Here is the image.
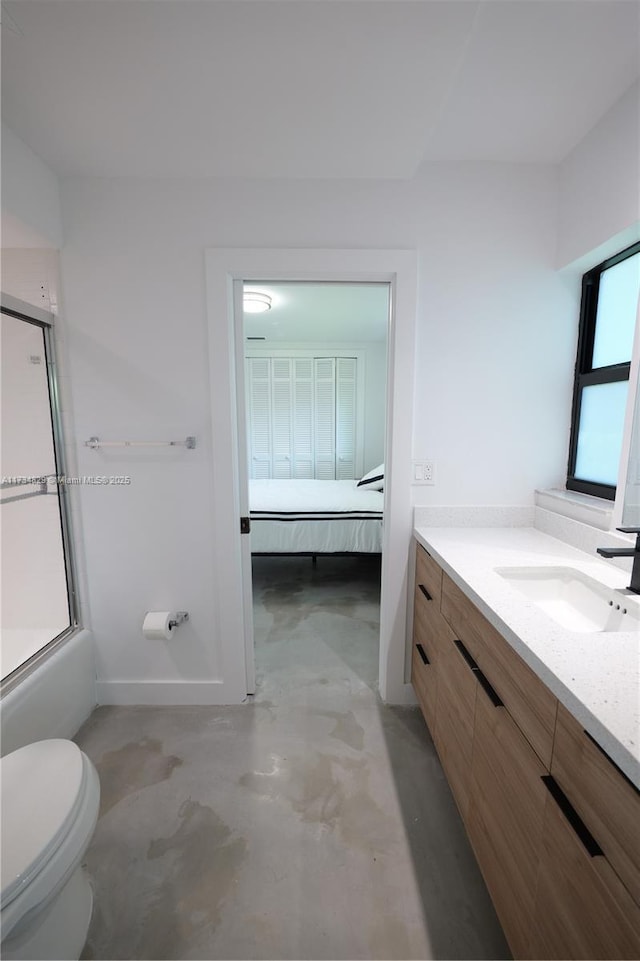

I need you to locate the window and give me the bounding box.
[567,241,640,500]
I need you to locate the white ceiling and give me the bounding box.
[2,1,639,179]
[243,282,389,342]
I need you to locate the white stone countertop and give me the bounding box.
[413,525,640,788]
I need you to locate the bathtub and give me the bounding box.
[1,629,96,755]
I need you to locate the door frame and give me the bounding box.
[205,248,417,703]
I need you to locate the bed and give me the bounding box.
[249,479,384,555]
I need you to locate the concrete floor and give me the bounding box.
[77,555,509,960]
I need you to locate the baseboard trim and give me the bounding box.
[383,681,418,707]
[96,680,247,706]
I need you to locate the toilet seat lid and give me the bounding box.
[1,739,87,906]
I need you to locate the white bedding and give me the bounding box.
[249,479,383,553]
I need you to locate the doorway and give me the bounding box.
[242,281,389,696]
[205,247,417,706]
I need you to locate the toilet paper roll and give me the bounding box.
[142,611,176,641]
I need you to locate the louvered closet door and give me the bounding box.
[247,354,359,481]
[247,358,272,478]
[314,358,336,479]
[271,358,293,478]
[292,359,314,478]
[336,358,357,479]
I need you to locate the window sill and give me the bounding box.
[534,488,614,532]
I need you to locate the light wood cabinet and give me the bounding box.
[410,538,640,960]
[415,543,443,607]
[551,702,640,906]
[442,572,557,767]
[528,777,640,959]
[411,544,447,732]
[412,544,478,822]
[411,611,438,732]
[467,686,548,958]
[433,632,477,823]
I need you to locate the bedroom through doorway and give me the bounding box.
[243,281,390,698]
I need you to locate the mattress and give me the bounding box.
[249,479,384,554]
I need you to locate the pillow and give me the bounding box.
[357,463,384,491]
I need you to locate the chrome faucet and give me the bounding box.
[597,527,640,595]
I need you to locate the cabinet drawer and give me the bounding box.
[529,778,640,959]
[440,573,484,662]
[433,628,478,823]
[468,689,548,959]
[415,543,443,609]
[551,702,640,905]
[414,561,441,638]
[412,572,451,737]
[411,633,438,733]
[414,586,449,663]
[442,573,557,768]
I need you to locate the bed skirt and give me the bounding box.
[250,516,383,554]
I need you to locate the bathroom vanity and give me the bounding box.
[411,527,640,960]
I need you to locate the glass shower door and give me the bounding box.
[1,307,75,682]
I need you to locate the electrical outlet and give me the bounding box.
[412,460,436,485]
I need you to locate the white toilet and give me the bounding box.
[1,739,100,961]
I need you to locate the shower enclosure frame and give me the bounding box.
[1,292,80,693]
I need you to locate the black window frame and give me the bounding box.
[567,240,640,500]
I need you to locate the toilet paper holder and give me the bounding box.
[169,612,189,629]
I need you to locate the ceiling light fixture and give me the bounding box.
[243,291,272,314]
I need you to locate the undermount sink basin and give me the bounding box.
[495,566,640,633]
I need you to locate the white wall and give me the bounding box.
[59,163,572,701]
[412,165,576,506]
[1,248,61,313]
[1,123,62,249]
[557,81,640,271]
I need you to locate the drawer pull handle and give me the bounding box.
[453,638,478,672]
[583,730,640,797]
[542,775,603,858]
[453,640,503,706]
[416,643,430,665]
[475,669,503,707]
[418,584,432,601]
